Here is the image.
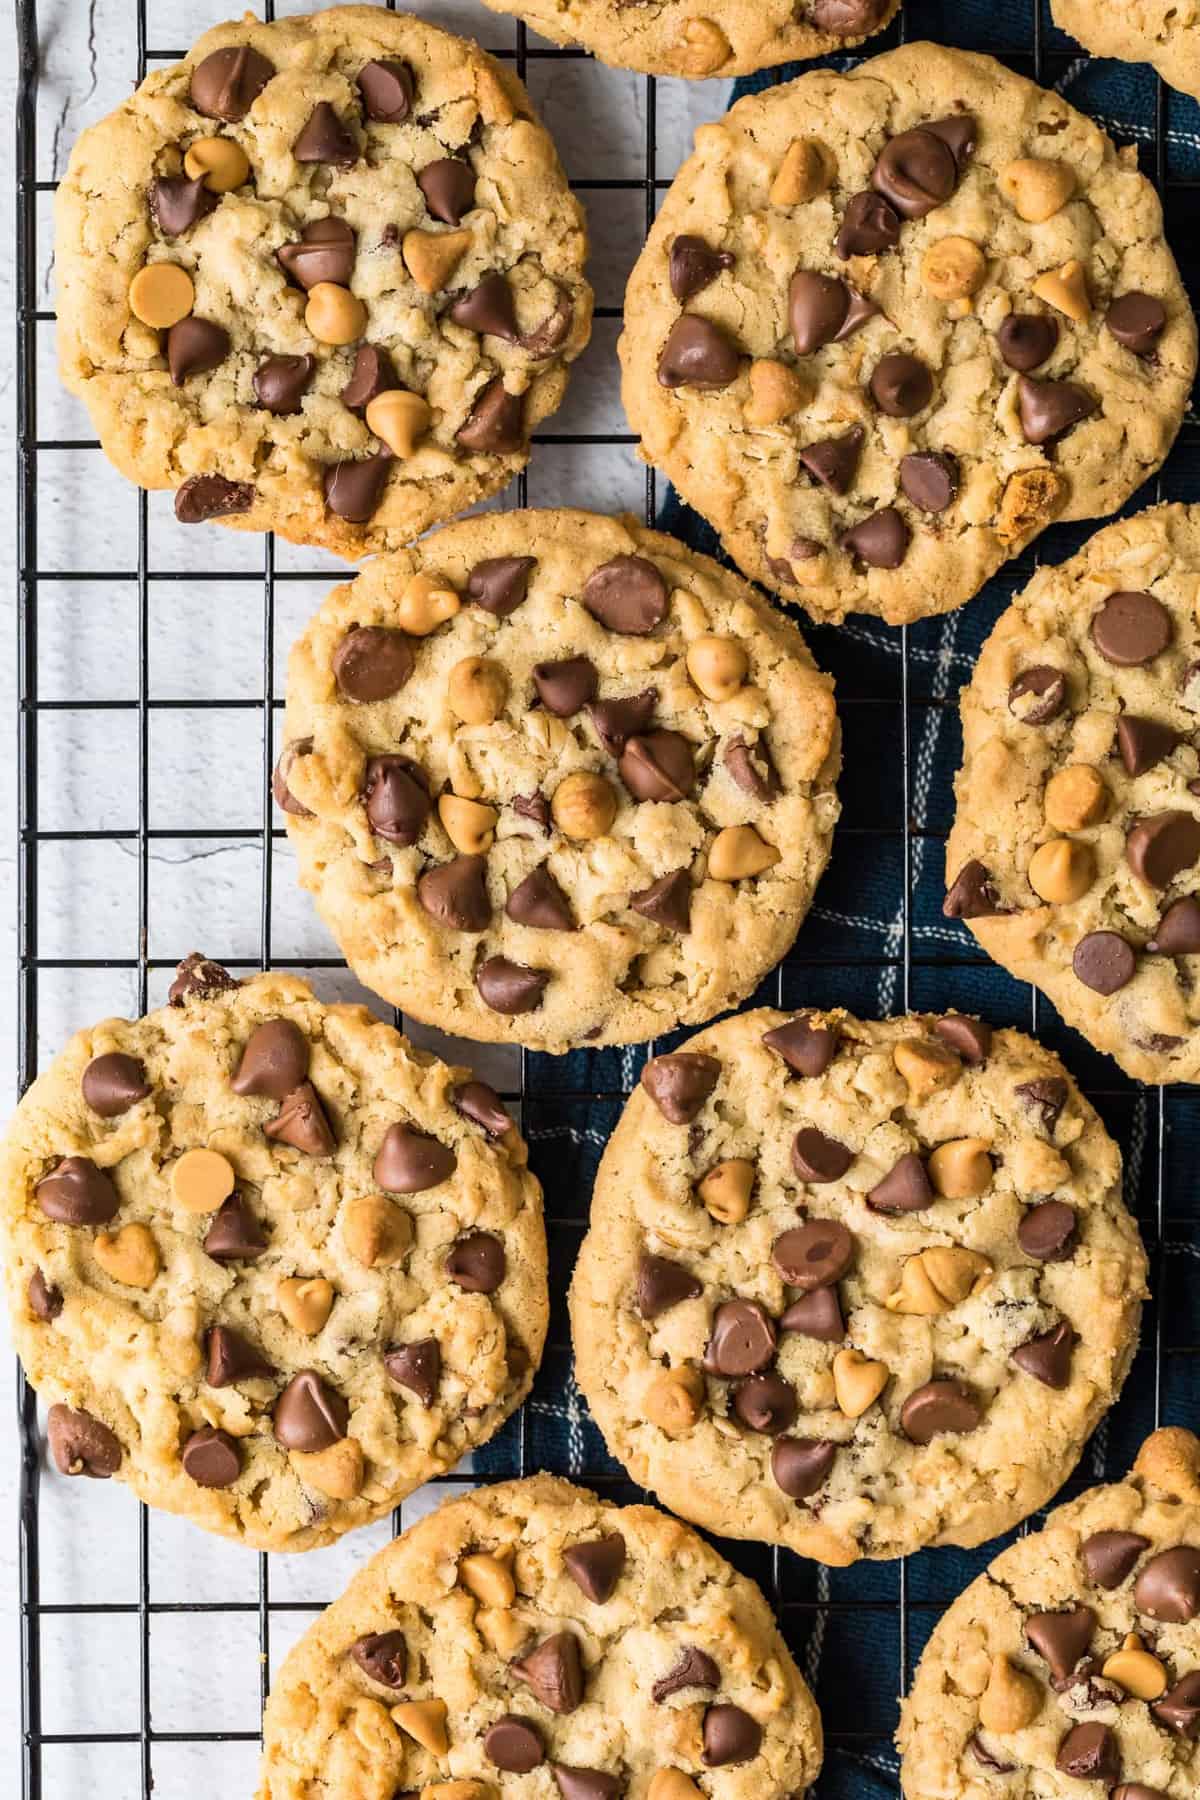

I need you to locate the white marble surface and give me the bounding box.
[0,3,731,1792]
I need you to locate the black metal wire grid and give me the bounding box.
[13,1,1200,1797]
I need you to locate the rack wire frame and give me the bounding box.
[12,1,1194,1796]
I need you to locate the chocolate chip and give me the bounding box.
[873,125,960,218]
[1134,1546,1200,1622]
[150,174,217,236]
[274,1369,348,1452]
[28,1270,63,1321]
[1008,666,1067,724]
[943,859,1004,919]
[630,868,692,932]
[1072,930,1137,994]
[900,451,958,514]
[351,1630,407,1687]
[82,1052,150,1118]
[1106,292,1166,355]
[762,1013,838,1075]
[798,426,864,495]
[780,1287,844,1342]
[588,690,658,752]
[457,380,525,454]
[702,1705,762,1767]
[1150,1670,1200,1736]
[1118,715,1180,781]
[619,730,695,803]
[552,1768,621,1800]
[657,315,741,388]
[933,1015,992,1064]
[563,1534,626,1604]
[230,1018,307,1102]
[997,312,1059,372]
[450,272,520,342]
[181,1426,241,1488]
[1148,896,1200,953]
[476,957,549,1014]
[512,1633,584,1713]
[811,0,888,30]
[1126,810,1200,887]
[169,954,238,1008]
[1015,1075,1068,1135]
[175,473,254,523]
[899,1379,981,1443]
[1018,1200,1077,1262]
[704,1300,777,1377]
[792,1128,853,1183]
[836,189,901,258]
[652,1646,719,1701]
[732,1373,796,1435]
[725,736,781,801]
[166,316,229,387]
[47,1403,122,1477]
[1012,1320,1076,1389]
[293,102,357,166]
[363,755,430,845]
[375,1124,456,1195]
[190,45,274,122]
[1080,1530,1149,1588]
[969,1737,1015,1775]
[640,1052,720,1123]
[253,352,314,415]
[513,791,551,833]
[264,1082,335,1157]
[869,353,932,417]
[1091,590,1172,666]
[533,654,597,716]
[324,452,392,524]
[467,555,536,618]
[840,506,910,570]
[486,1716,545,1772]
[417,157,475,224]
[384,1338,441,1405]
[1055,1722,1119,1783]
[418,855,491,932]
[276,216,356,289]
[772,1220,854,1288]
[521,289,575,360]
[1017,375,1098,445]
[357,59,415,123]
[788,270,872,351]
[203,1192,266,1262]
[340,344,398,413]
[867,1152,932,1214]
[506,865,576,932]
[272,740,313,817]
[205,1324,273,1387]
[36,1157,119,1226]
[669,234,734,303]
[773,1437,838,1502]
[334,625,414,703]
[637,1253,702,1319]
[446,1231,507,1292]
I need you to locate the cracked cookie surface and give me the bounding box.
[900,1427,1200,1799]
[2,963,547,1550]
[619,42,1195,626]
[946,503,1200,1086]
[472,0,897,79]
[54,5,591,557]
[277,509,840,1053]
[256,1473,823,1800]
[1053,0,1200,105]
[571,1007,1146,1563]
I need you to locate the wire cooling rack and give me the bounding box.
[14,1,1200,1796]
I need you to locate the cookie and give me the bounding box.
[899,1427,1200,1799]
[619,42,1195,627]
[944,503,1200,1086]
[472,0,897,79]
[256,1473,824,1800]
[276,509,840,1053]
[570,1007,1146,1564]
[54,5,591,557]
[2,961,547,1550]
[1053,0,1200,106]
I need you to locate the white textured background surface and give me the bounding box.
[0,2,731,1793]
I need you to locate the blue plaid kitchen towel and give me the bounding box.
[482,6,1200,1792]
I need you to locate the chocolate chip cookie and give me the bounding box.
[900,1427,1200,1798]
[54,6,591,556]
[1053,0,1200,106]
[570,1007,1146,1564]
[256,1473,824,1800]
[2,961,547,1550]
[472,0,897,79]
[276,510,840,1053]
[944,503,1200,1085]
[619,42,1195,626]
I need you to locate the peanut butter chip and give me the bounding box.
[886,1245,992,1313]
[1101,1635,1167,1700]
[403,228,472,294]
[366,390,432,458]
[397,571,460,636]
[448,656,508,724]
[697,1158,755,1223]
[276,1276,334,1335]
[892,1037,960,1101]
[921,237,986,301]
[1043,764,1108,831]
[94,1222,160,1288]
[833,1348,889,1418]
[291,1436,363,1500]
[439,793,498,854]
[171,1146,236,1213]
[927,1138,994,1199]
[744,359,809,425]
[644,1365,705,1434]
[708,825,780,880]
[998,157,1076,222]
[649,1774,705,1800]
[459,1550,516,1608]
[305,282,366,345]
[343,1195,413,1267]
[678,17,730,74]
[978,1654,1042,1732]
[392,1699,450,1755]
[769,138,833,206]
[1032,259,1090,322]
[129,262,194,328]
[1028,838,1095,904]
[183,135,251,191]
[996,468,1067,542]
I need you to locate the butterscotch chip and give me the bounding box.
[1101,1635,1166,1699]
[184,136,250,192]
[397,571,460,636]
[921,237,986,301]
[643,1366,705,1434]
[832,1348,888,1418]
[170,1146,236,1213]
[305,282,367,346]
[458,1550,516,1607]
[403,228,472,295]
[1027,838,1095,904]
[129,263,194,327]
[276,1276,334,1335]
[998,156,1076,222]
[697,1158,755,1223]
[1043,765,1108,832]
[926,1139,993,1200]
[439,793,498,854]
[707,825,779,880]
[1032,258,1090,322]
[392,1698,450,1754]
[343,1196,413,1268]
[448,657,508,724]
[977,1654,1041,1732]
[291,1436,364,1500]
[366,391,432,459]
[892,1038,960,1101]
